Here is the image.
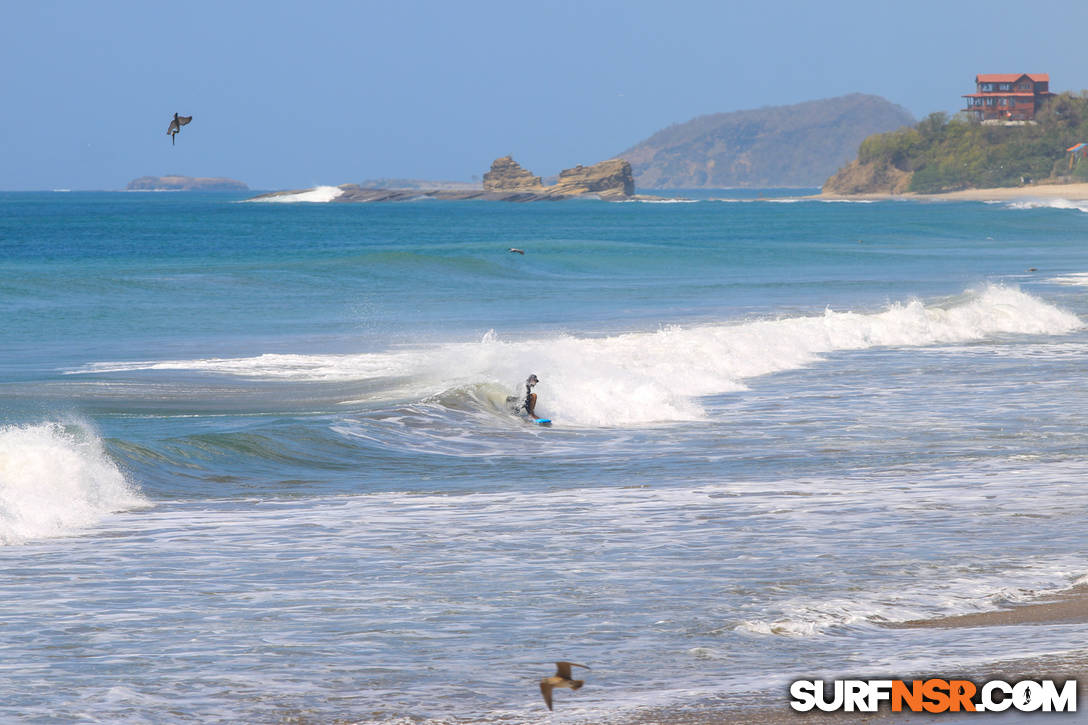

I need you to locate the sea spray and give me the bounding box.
[0,422,148,544]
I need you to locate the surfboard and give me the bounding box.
[535,418,552,427]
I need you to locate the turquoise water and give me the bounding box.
[2,191,1087,722]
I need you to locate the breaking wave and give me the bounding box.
[1047,272,1088,287]
[71,285,1080,427]
[1003,198,1088,214]
[249,185,344,203]
[0,422,148,544]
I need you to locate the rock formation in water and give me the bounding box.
[481,156,634,198]
[249,157,644,203]
[549,159,634,198]
[127,175,248,191]
[482,156,544,192]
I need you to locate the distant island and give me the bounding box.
[619,94,914,188]
[127,175,249,191]
[824,92,1088,195]
[249,156,647,202]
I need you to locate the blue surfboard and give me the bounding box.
[535,418,552,427]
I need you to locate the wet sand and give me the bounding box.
[893,585,1088,629]
[627,655,1086,724]
[818,182,1088,202]
[627,586,1088,724]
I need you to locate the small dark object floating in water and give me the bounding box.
[509,247,525,254]
[167,112,192,146]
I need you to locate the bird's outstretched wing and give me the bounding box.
[540,681,554,711]
[176,115,192,127]
[555,661,590,679]
[167,119,179,135]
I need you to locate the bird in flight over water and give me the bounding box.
[167,113,192,145]
[539,661,590,711]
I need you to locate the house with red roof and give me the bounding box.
[962,74,1054,121]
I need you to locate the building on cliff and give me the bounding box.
[962,73,1054,122]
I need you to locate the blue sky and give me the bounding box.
[2,0,1087,190]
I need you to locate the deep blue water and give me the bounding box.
[1,191,1087,722]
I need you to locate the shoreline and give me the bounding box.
[628,585,1088,724]
[892,584,1088,629]
[818,181,1088,202]
[626,650,1088,724]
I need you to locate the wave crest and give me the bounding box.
[72,285,1080,426]
[0,423,148,544]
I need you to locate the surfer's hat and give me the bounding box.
[526,374,540,385]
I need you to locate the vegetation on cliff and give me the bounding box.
[619,94,914,188]
[827,92,1088,194]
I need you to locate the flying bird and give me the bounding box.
[508,247,525,255]
[539,661,590,711]
[167,112,192,145]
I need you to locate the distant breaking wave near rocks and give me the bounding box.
[248,185,344,203]
[71,285,1080,428]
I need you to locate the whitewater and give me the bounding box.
[68,285,1079,427]
[2,191,1088,723]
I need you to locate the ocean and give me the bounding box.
[1,190,1087,723]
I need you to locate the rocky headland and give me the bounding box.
[250,156,646,203]
[822,93,1088,196]
[127,175,248,191]
[822,158,912,195]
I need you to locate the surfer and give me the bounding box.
[511,374,539,419]
[522,374,540,418]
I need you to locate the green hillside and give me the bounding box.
[830,92,1088,194]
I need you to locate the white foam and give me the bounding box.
[71,285,1080,426]
[249,185,344,203]
[1046,272,1088,286]
[0,422,148,545]
[1004,198,1088,213]
[736,556,1088,639]
[762,198,876,203]
[616,198,700,203]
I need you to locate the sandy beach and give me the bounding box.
[819,182,1088,202]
